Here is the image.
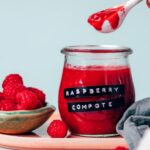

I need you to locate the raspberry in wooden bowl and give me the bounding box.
[0,105,55,134]
[0,73,55,134]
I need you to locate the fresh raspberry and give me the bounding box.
[47,120,68,138]
[2,74,23,88]
[114,146,129,150]
[27,87,46,107]
[3,83,26,100]
[0,99,16,111]
[0,92,4,100]
[147,0,150,8]
[16,90,39,110]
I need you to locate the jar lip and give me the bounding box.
[61,45,132,54]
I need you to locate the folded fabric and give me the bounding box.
[116,97,150,150]
[137,129,150,150]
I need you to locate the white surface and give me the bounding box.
[0,0,150,109]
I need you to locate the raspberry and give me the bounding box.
[147,0,150,8]
[0,99,16,111]
[47,120,68,138]
[114,146,129,150]
[3,83,26,100]
[2,74,23,88]
[0,92,4,100]
[27,87,46,107]
[16,90,39,110]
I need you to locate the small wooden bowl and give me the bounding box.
[0,105,55,134]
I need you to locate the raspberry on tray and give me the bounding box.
[114,146,129,150]
[47,120,68,138]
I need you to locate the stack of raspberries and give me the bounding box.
[0,74,46,111]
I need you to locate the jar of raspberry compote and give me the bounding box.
[59,45,135,137]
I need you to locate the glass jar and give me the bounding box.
[59,45,135,137]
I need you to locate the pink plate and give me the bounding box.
[0,113,128,150]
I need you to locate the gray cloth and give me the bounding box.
[116,97,150,150]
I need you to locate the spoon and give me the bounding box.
[88,0,143,33]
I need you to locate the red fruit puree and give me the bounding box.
[88,6,125,31]
[59,65,135,135]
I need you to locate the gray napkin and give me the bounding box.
[116,97,150,150]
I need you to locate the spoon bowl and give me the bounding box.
[88,0,143,33]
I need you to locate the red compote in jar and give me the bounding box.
[59,45,135,137]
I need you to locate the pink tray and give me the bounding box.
[0,113,128,150]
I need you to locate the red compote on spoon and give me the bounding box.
[88,0,143,33]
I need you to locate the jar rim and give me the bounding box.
[61,45,132,54]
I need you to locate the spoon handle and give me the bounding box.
[125,0,143,11]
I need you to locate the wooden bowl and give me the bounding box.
[0,105,55,134]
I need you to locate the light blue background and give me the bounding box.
[0,0,150,111]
